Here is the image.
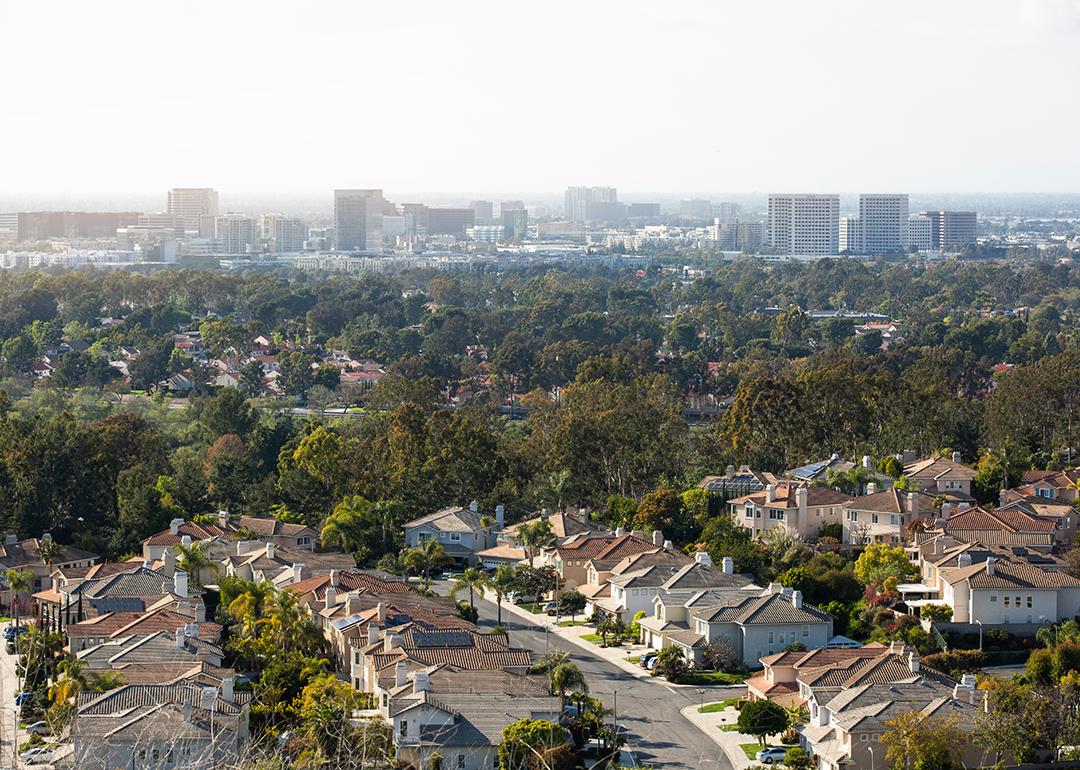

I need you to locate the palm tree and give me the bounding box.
[450,567,490,618]
[549,662,588,711]
[173,541,217,588]
[402,540,453,590]
[490,565,519,626]
[4,567,34,630]
[48,657,88,706]
[88,670,125,692]
[37,538,62,566]
[531,652,570,675]
[518,520,555,561]
[372,500,404,557]
[321,495,372,555]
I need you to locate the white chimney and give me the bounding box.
[174,571,189,599]
[413,670,430,693]
[325,586,337,610]
[265,542,275,560]
[768,582,783,594]
[765,484,776,503]
[999,489,1008,507]
[42,531,52,542]
[180,535,192,548]
[722,556,734,575]
[170,518,183,536]
[200,686,216,712]
[615,527,626,537]
[663,540,673,550]
[866,482,878,495]
[175,627,185,649]
[862,455,872,469]
[469,499,479,513]
[185,622,199,640]
[348,592,362,616]
[695,551,713,567]
[652,530,664,546]
[952,451,962,464]
[795,486,808,513]
[142,559,153,570]
[907,492,918,514]
[725,464,735,477]
[221,677,234,702]
[985,557,995,576]
[958,553,972,567]
[376,602,387,623]
[368,623,382,646]
[907,651,920,674]
[384,633,400,652]
[792,591,803,609]
[954,674,977,704]
[395,661,408,687]
[941,502,952,518]
[292,563,305,582]
[495,504,505,529]
[163,549,176,577]
[183,699,193,722]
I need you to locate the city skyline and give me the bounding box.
[3,0,1080,194]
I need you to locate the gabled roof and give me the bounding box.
[0,538,98,569]
[727,484,853,508]
[693,590,832,625]
[845,488,936,515]
[236,515,317,538]
[502,511,604,539]
[285,569,412,599]
[946,505,1057,534]
[404,506,485,534]
[142,521,232,547]
[66,610,220,640]
[552,534,657,561]
[903,456,977,481]
[942,558,1080,590]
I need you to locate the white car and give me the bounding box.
[20,747,55,765]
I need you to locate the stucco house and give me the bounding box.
[728,484,853,539]
[902,453,976,499]
[841,487,937,545]
[403,503,494,567]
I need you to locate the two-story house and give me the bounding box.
[548,532,658,590]
[841,487,937,545]
[902,453,976,499]
[728,484,853,539]
[403,503,493,567]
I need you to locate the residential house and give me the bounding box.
[902,453,976,499]
[786,455,892,493]
[936,554,1080,625]
[41,567,206,628]
[384,669,560,770]
[473,544,527,570]
[698,466,781,497]
[999,491,1076,544]
[499,509,606,546]
[65,609,221,652]
[142,519,232,562]
[1015,468,1080,501]
[234,515,318,550]
[71,680,249,770]
[77,627,225,670]
[0,533,99,595]
[220,541,356,586]
[799,678,984,770]
[841,487,937,545]
[548,532,659,590]
[942,503,1059,548]
[582,544,693,620]
[747,643,893,706]
[403,503,495,567]
[728,484,854,539]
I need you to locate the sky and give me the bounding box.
[2,0,1079,197]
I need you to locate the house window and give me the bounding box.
[860,734,868,742]
[458,755,466,769]
[400,721,408,736]
[298,537,311,546]
[1027,596,1033,608]
[802,625,809,637]
[745,509,753,519]
[768,631,774,643]
[450,533,461,542]
[847,511,858,522]
[890,516,899,526]
[871,514,879,524]
[778,632,785,644]
[1003,596,1010,608]
[1015,596,1021,607]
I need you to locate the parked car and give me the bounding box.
[25,721,50,737]
[505,592,519,605]
[756,747,788,764]
[542,602,559,616]
[4,640,14,655]
[646,657,659,671]
[639,652,658,669]
[14,692,33,706]
[3,625,28,641]
[19,747,55,765]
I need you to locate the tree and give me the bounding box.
[401,540,452,590]
[854,543,916,586]
[498,718,575,770]
[549,662,587,711]
[783,747,812,770]
[633,487,682,538]
[651,645,691,683]
[450,567,490,618]
[238,360,265,397]
[174,540,217,588]
[490,565,520,627]
[558,590,586,621]
[736,699,788,746]
[701,639,739,672]
[517,519,555,561]
[4,567,34,630]
[880,710,963,770]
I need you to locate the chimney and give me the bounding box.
[615,527,626,537]
[42,531,52,542]
[176,627,185,649]
[183,699,193,722]
[348,592,362,616]
[652,530,664,547]
[216,510,230,528]
[765,484,776,503]
[413,670,430,693]
[185,622,199,640]
[143,559,153,570]
[577,507,589,524]
[377,602,387,623]
[384,633,400,652]
[866,482,878,495]
[469,499,479,513]
[941,502,952,518]
[325,586,337,610]
[395,661,408,687]
[368,624,382,645]
[163,549,176,577]
[907,492,918,514]
[958,553,972,567]
[862,455,873,469]
[695,551,713,567]
[768,582,783,594]
[495,504,505,529]
[265,542,275,560]
[170,518,184,536]
[221,676,234,702]
[201,686,216,712]
[663,540,673,550]
[174,571,189,599]
[999,489,1008,507]
[194,603,206,622]
[954,674,977,704]
[181,535,192,548]
[722,556,734,575]
[792,590,803,609]
[951,451,962,464]
[958,502,970,512]
[907,650,920,674]
[796,486,808,515]
[985,557,995,576]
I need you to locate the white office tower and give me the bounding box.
[908,214,934,251]
[858,194,908,253]
[708,219,765,250]
[167,188,219,219]
[564,186,618,222]
[214,214,257,254]
[334,189,384,251]
[259,214,306,253]
[839,216,862,253]
[767,194,839,255]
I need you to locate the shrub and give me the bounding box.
[923,648,986,678]
[701,639,740,672]
[784,747,812,770]
[737,699,788,746]
[652,645,692,682]
[920,604,953,622]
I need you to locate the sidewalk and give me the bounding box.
[680,702,757,770]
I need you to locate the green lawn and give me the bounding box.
[717,724,740,732]
[683,671,745,685]
[626,655,641,664]
[698,697,741,713]
[580,633,604,643]
[739,744,763,760]
[557,620,587,627]
[517,602,546,614]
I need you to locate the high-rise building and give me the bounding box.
[628,203,661,218]
[501,208,528,241]
[10,211,141,241]
[679,199,712,220]
[767,194,839,255]
[259,214,306,253]
[708,219,765,250]
[499,200,525,214]
[334,189,384,251]
[712,202,743,220]
[585,201,628,224]
[839,216,862,253]
[469,200,493,224]
[908,215,934,251]
[214,214,257,254]
[167,188,219,219]
[564,186,617,221]
[401,205,475,238]
[858,194,909,253]
[918,211,977,249]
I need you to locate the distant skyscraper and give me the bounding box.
[628,203,661,218]
[259,214,306,253]
[564,186,617,221]
[501,208,528,241]
[708,219,765,250]
[334,189,383,251]
[469,200,493,224]
[402,205,475,238]
[839,216,862,253]
[920,210,977,249]
[499,200,525,214]
[679,199,712,220]
[167,188,219,219]
[214,214,257,254]
[908,214,934,251]
[767,194,839,255]
[858,194,909,253]
[712,202,742,220]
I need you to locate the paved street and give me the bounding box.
[467,593,736,770]
[0,629,21,767]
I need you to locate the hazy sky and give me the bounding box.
[2,0,1079,195]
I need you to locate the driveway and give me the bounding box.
[466,592,737,770]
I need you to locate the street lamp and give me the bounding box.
[974,620,983,652]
